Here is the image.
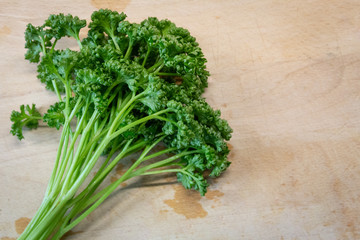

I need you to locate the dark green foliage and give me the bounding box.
[11,11,233,239]
[43,101,66,130]
[45,14,86,40]
[11,9,232,240]
[24,24,50,63]
[10,104,41,140]
[89,9,126,37]
[17,9,232,194]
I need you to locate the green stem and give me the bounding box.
[39,206,67,240]
[109,108,172,140]
[57,145,155,235]
[153,116,178,126]
[140,147,176,162]
[59,143,138,231]
[75,35,82,49]
[142,45,151,67]
[140,168,181,175]
[59,173,125,236]
[40,36,46,56]
[51,98,83,184]
[131,149,202,177]
[22,199,68,240]
[17,198,52,239]
[24,115,42,120]
[124,39,133,60]
[49,98,83,194]
[46,122,70,195]
[51,80,62,102]
[104,79,123,99]
[50,39,58,54]
[57,136,164,235]
[155,72,181,76]
[153,62,165,74]
[60,109,98,195]
[84,140,134,189]
[147,59,164,73]
[55,136,177,236]
[64,82,72,117]
[107,92,142,135]
[110,34,121,53]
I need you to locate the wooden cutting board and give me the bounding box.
[1,0,359,239]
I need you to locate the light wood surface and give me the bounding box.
[1,0,360,239]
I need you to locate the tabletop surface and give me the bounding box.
[1,0,360,239]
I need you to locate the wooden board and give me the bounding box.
[1,0,360,239]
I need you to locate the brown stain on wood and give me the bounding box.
[109,161,133,188]
[205,189,224,202]
[0,26,11,36]
[153,144,167,152]
[163,185,208,219]
[110,163,128,184]
[159,209,168,214]
[110,176,127,187]
[1,237,16,240]
[227,143,235,160]
[110,176,118,183]
[91,0,131,12]
[116,163,126,175]
[14,217,31,234]
[163,185,225,219]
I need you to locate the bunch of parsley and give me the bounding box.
[10,9,232,239]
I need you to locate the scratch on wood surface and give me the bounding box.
[255,18,266,51]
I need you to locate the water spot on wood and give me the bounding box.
[91,0,131,12]
[163,185,208,219]
[15,217,31,234]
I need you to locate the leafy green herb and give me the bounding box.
[10,104,41,140]
[11,9,232,240]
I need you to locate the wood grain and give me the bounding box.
[1,0,360,239]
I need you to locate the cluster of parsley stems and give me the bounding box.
[19,36,203,240]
